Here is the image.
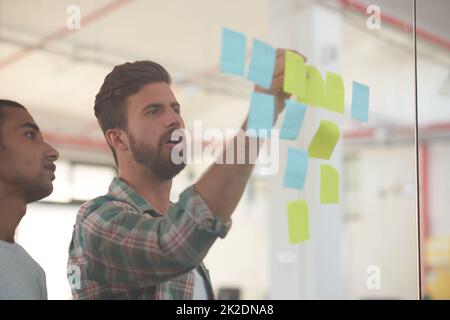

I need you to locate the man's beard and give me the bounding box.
[13,171,54,203]
[128,131,186,180]
[23,179,53,203]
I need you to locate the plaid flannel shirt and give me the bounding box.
[67,177,231,299]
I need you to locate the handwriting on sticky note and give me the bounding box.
[283,148,308,190]
[219,28,247,76]
[246,92,275,138]
[280,100,306,140]
[351,81,370,122]
[283,51,306,100]
[320,164,339,204]
[247,39,276,89]
[299,65,324,107]
[287,200,310,244]
[308,120,340,160]
[324,71,345,114]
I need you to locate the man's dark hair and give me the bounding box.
[94,61,171,167]
[0,100,27,146]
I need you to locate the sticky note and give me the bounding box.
[320,164,339,204]
[351,81,370,122]
[247,39,276,89]
[246,92,275,137]
[287,200,310,244]
[324,71,345,114]
[280,100,306,140]
[300,65,324,107]
[283,148,308,190]
[283,50,306,100]
[308,120,340,160]
[219,28,247,76]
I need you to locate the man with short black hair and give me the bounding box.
[0,99,59,299]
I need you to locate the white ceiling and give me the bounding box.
[0,0,448,144]
[0,0,267,138]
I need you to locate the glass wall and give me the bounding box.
[2,0,448,299]
[416,0,450,300]
[266,0,418,299]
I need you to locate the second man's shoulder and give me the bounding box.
[76,194,139,223]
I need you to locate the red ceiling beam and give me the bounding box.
[339,0,450,51]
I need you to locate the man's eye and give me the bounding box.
[149,108,159,115]
[25,132,35,139]
[173,106,181,114]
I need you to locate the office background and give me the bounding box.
[0,0,449,299]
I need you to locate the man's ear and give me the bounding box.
[105,128,129,152]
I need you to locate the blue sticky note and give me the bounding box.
[246,92,275,138]
[280,100,307,140]
[351,81,370,122]
[283,148,308,190]
[247,39,276,89]
[219,28,247,76]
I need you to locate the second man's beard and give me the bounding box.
[129,133,186,180]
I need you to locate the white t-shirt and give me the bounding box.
[0,240,47,300]
[192,268,208,300]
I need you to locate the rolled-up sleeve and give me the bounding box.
[180,186,232,239]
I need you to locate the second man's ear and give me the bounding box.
[105,128,130,152]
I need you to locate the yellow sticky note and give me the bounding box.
[324,71,345,114]
[287,200,310,244]
[320,164,339,204]
[283,51,306,100]
[308,120,340,160]
[299,65,324,107]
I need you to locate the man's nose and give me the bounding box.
[44,141,59,161]
[164,106,181,129]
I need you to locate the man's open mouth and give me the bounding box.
[165,135,183,145]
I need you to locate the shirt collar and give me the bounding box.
[108,177,163,217]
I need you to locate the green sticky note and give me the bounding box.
[283,50,306,100]
[308,120,340,160]
[324,71,345,114]
[287,200,310,244]
[299,65,324,107]
[320,164,339,204]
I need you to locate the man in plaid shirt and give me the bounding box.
[67,50,304,299]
